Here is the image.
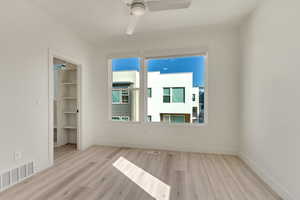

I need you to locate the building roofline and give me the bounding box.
[148,71,193,75]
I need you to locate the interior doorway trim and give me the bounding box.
[48,49,82,166]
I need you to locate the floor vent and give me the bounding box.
[147,151,161,155]
[0,161,35,192]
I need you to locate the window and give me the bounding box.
[161,114,186,123]
[110,55,206,124]
[121,89,129,103]
[121,116,130,121]
[112,89,129,104]
[111,57,140,122]
[112,116,121,121]
[147,88,152,98]
[192,107,197,118]
[147,55,205,124]
[112,116,130,121]
[112,90,121,103]
[163,87,185,103]
[163,88,171,103]
[172,87,185,103]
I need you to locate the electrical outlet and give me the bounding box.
[14,152,22,161]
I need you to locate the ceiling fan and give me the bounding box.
[123,0,192,35]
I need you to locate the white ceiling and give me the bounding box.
[29,0,259,44]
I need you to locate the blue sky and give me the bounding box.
[112,56,205,87]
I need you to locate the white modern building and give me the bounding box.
[112,70,203,123]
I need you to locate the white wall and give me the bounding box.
[91,26,241,154]
[240,0,300,199]
[0,0,96,172]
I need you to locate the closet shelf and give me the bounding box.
[63,126,77,130]
[62,97,77,100]
[60,68,77,71]
[61,83,77,85]
[64,112,77,114]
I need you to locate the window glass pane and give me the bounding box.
[122,96,129,103]
[163,88,170,95]
[121,116,130,121]
[112,90,120,103]
[172,88,185,103]
[171,116,185,123]
[122,89,129,95]
[111,57,140,122]
[163,96,170,103]
[147,88,152,97]
[112,116,120,121]
[146,55,206,124]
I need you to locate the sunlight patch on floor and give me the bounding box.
[113,157,170,200]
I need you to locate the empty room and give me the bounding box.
[0,0,299,199]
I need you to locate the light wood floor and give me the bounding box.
[54,144,77,162]
[0,146,282,200]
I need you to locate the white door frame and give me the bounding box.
[48,49,82,166]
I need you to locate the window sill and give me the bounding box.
[109,120,207,127]
[162,102,185,104]
[145,122,207,127]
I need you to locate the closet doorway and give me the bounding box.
[48,51,81,164]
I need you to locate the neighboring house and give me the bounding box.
[112,71,140,121]
[112,70,204,123]
[147,71,200,123]
[112,82,133,121]
[198,87,205,123]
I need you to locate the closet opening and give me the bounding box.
[49,54,81,164]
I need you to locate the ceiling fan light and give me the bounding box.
[131,2,146,16]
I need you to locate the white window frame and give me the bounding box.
[107,48,209,126]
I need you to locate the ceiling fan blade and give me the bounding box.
[126,15,140,35]
[146,0,191,12]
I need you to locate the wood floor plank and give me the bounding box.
[0,146,101,200]
[0,146,282,200]
[210,155,247,200]
[187,153,216,200]
[123,150,155,200]
[223,156,282,200]
[201,154,232,200]
[46,148,129,200]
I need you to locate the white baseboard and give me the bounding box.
[95,140,238,155]
[239,153,295,200]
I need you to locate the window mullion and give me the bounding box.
[120,89,122,104]
[140,56,146,123]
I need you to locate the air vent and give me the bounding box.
[147,151,161,155]
[1,172,10,188]
[0,161,35,192]
[11,168,19,185]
